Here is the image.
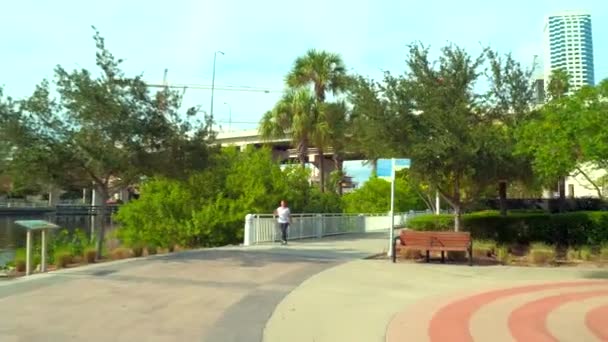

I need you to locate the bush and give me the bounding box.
[110,247,132,260]
[132,245,144,257]
[567,248,580,261]
[408,211,608,246]
[13,248,26,272]
[343,176,426,214]
[529,243,556,265]
[580,246,594,261]
[115,147,336,250]
[496,245,511,264]
[600,245,608,261]
[53,249,73,269]
[146,245,158,255]
[473,239,497,258]
[84,248,97,263]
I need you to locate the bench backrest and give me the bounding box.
[400,230,471,248]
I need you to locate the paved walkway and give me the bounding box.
[2,232,607,341]
[263,260,608,342]
[0,233,388,342]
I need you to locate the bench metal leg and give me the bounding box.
[425,250,430,263]
[441,251,445,264]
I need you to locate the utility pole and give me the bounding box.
[210,51,225,128]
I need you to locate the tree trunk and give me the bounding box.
[558,177,566,212]
[371,159,378,177]
[298,139,308,168]
[498,180,508,217]
[95,186,109,261]
[454,175,461,232]
[334,154,344,195]
[318,148,325,192]
[454,204,462,232]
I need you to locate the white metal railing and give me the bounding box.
[243,210,435,245]
[0,201,49,208]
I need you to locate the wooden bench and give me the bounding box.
[392,230,473,265]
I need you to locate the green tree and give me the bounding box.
[259,88,317,167]
[547,68,571,100]
[517,80,608,199]
[347,74,412,175]
[286,49,349,192]
[4,28,212,258]
[343,175,426,213]
[473,51,536,216]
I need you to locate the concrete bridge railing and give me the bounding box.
[243,211,434,246]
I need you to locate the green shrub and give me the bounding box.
[343,176,426,214]
[600,245,608,261]
[567,248,580,261]
[115,148,326,250]
[53,248,73,269]
[84,248,97,263]
[13,248,27,272]
[473,239,497,258]
[110,247,132,260]
[408,211,608,246]
[529,243,556,265]
[496,246,511,264]
[580,246,594,261]
[132,245,144,258]
[146,245,158,255]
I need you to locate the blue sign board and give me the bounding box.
[377,158,411,179]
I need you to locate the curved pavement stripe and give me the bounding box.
[508,289,608,342]
[428,281,604,342]
[547,296,608,342]
[470,284,608,342]
[385,288,476,342]
[586,304,608,341]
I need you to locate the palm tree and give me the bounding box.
[547,69,571,100]
[286,49,348,191]
[259,88,316,168]
[323,101,349,194]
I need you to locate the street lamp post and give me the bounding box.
[224,102,232,132]
[210,51,225,126]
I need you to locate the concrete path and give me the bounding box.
[263,260,608,342]
[0,233,388,342]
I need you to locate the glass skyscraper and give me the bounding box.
[543,10,594,92]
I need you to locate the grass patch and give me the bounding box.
[528,243,556,265]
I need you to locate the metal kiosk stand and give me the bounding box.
[14,220,60,276]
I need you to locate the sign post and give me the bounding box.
[377,158,411,258]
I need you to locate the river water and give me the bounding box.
[0,214,115,266]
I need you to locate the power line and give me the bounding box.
[147,83,283,94]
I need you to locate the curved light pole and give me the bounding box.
[210,51,225,125]
[223,102,232,132]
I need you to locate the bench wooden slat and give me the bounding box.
[393,229,473,265]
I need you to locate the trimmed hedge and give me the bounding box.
[408,211,608,246]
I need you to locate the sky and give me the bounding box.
[1,0,607,185]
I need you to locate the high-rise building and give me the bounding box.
[543,10,594,93]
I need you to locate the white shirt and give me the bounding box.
[276,207,291,224]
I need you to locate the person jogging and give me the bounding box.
[274,200,291,245]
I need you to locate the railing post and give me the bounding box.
[316,214,323,238]
[244,214,254,246]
